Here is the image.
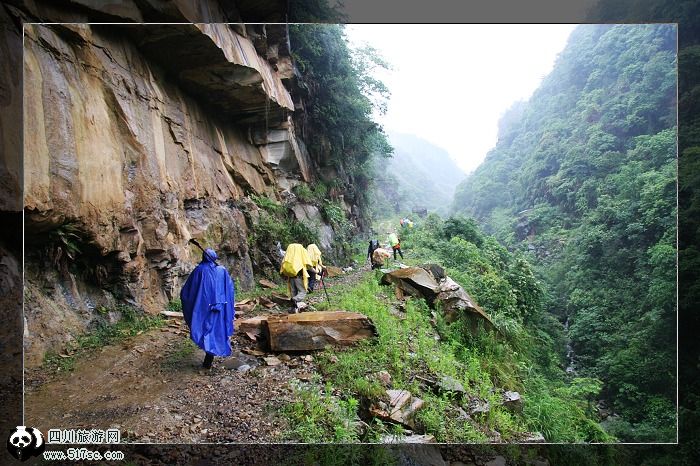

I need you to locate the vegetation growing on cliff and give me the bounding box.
[289,24,393,228]
[451,24,677,441]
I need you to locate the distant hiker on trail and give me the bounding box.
[306,243,324,292]
[180,248,235,369]
[367,239,380,268]
[280,243,313,313]
[388,231,404,260]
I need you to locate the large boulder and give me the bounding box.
[435,277,495,329]
[380,265,496,331]
[263,311,377,351]
[380,267,439,301]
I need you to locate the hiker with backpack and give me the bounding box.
[306,243,324,292]
[367,238,380,268]
[388,231,404,260]
[280,243,313,313]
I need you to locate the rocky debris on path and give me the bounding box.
[436,277,493,329]
[270,293,292,306]
[265,311,377,352]
[236,311,377,352]
[380,264,496,331]
[369,389,425,429]
[236,316,267,341]
[221,351,260,371]
[234,298,256,314]
[258,279,278,289]
[263,356,282,366]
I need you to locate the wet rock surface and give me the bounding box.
[20,19,343,367]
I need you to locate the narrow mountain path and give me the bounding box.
[25,266,370,443]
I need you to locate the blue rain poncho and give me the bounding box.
[180,249,235,357]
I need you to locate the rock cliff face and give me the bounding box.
[20,5,348,366]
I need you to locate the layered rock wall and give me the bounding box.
[21,16,335,366]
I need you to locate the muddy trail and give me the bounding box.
[25,267,370,443]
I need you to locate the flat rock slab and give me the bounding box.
[381,267,439,298]
[264,311,377,351]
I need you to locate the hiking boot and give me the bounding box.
[202,353,214,369]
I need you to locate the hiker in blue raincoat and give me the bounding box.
[180,248,235,369]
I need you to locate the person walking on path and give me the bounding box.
[306,243,324,292]
[388,231,404,260]
[180,248,235,369]
[367,239,380,268]
[280,243,313,313]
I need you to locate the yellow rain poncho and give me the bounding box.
[388,232,399,248]
[306,244,323,274]
[280,243,313,292]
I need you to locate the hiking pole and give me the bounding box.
[320,268,331,307]
[188,238,219,266]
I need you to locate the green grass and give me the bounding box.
[279,257,614,443]
[43,304,165,374]
[279,276,535,442]
[279,376,361,443]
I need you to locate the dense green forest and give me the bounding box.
[371,132,466,216]
[452,24,677,441]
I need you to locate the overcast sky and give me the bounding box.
[345,25,577,174]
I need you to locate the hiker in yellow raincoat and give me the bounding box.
[280,243,313,313]
[387,231,404,260]
[306,244,324,292]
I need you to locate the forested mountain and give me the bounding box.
[372,132,466,216]
[452,24,677,441]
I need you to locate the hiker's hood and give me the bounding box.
[202,248,218,263]
[307,244,322,266]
